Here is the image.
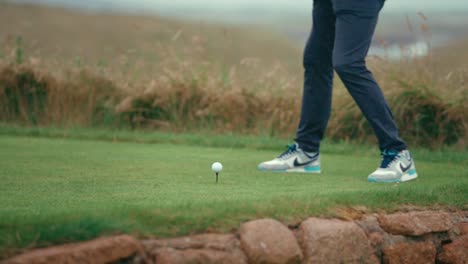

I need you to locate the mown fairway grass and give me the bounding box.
[0,127,467,257]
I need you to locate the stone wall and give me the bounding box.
[4,210,467,264]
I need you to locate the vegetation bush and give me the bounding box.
[0,66,52,124]
[1,63,466,149]
[391,80,466,147]
[0,65,122,127]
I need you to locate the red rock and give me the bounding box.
[449,222,468,241]
[355,215,408,250]
[4,235,143,264]
[378,211,454,236]
[383,241,436,264]
[369,232,384,247]
[457,223,468,236]
[356,215,385,234]
[438,235,468,264]
[239,218,303,264]
[299,218,378,264]
[143,234,247,264]
[143,233,239,251]
[154,247,247,264]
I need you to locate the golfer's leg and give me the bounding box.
[295,0,336,153]
[332,0,407,151]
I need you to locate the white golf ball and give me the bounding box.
[211,162,223,173]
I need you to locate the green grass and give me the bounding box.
[0,126,467,258]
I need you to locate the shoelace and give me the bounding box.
[278,144,298,159]
[380,149,399,168]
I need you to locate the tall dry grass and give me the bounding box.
[0,3,466,149]
[0,66,121,127]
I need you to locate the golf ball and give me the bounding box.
[211,162,223,173]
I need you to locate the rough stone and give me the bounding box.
[143,233,239,252]
[153,248,247,264]
[383,241,436,264]
[4,235,143,264]
[438,235,468,264]
[450,211,468,223]
[449,222,468,241]
[356,215,385,235]
[456,223,468,235]
[378,211,454,236]
[355,215,408,250]
[143,233,247,264]
[299,218,378,264]
[368,232,384,248]
[239,218,303,264]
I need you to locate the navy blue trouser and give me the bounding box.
[295,0,407,152]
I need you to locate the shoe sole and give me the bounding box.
[258,166,321,174]
[368,170,418,183]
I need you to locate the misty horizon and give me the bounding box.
[7,0,468,16]
[5,0,468,59]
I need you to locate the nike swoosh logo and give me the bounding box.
[400,162,412,172]
[293,155,319,167]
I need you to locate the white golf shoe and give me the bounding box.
[258,143,321,173]
[368,149,418,183]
